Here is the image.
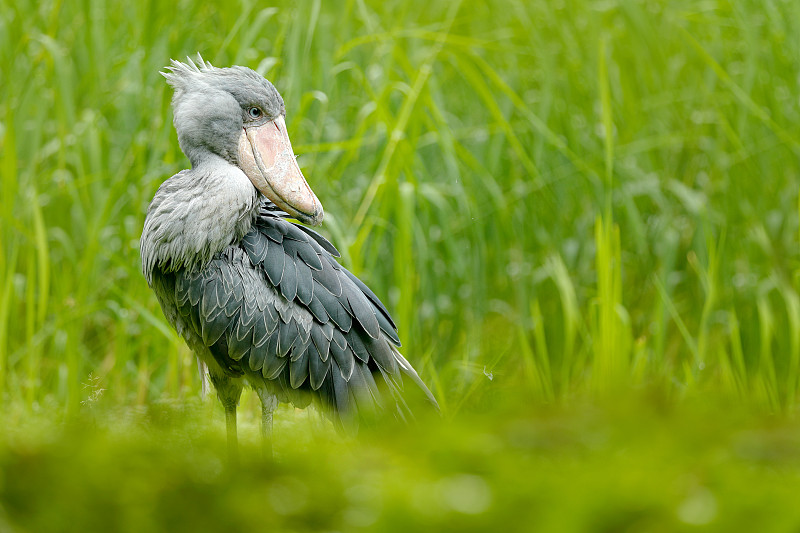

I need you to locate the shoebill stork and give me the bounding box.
[140,57,437,458]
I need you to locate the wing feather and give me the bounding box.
[263,238,284,285]
[307,342,329,390]
[279,259,298,302]
[295,259,314,305]
[289,347,310,389]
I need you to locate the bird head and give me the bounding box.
[162,56,323,226]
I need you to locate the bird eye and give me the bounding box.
[248,107,262,118]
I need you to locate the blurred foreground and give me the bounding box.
[2,391,800,532]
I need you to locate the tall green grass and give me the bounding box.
[1,0,800,416]
[5,1,800,530]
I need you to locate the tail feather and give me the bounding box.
[391,347,440,411]
[312,345,439,430]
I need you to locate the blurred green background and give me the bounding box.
[2,0,800,530]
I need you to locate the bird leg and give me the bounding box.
[256,387,278,458]
[224,403,239,464]
[209,371,243,465]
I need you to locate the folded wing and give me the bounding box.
[172,207,438,428]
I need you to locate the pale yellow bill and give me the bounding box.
[238,115,323,226]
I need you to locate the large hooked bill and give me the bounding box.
[238,115,323,226]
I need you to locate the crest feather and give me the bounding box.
[161,53,217,92]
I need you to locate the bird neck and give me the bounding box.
[140,156,259,285]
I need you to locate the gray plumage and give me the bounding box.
[140,57,437,445]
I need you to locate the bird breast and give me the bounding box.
[140,159,259,284]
